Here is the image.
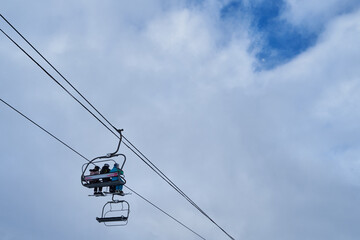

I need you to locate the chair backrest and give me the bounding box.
[84,172,119,181]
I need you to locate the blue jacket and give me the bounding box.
[110,166,124,181]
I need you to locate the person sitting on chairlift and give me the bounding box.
[89,166,101,195]
[110,163,125,196]
[99,163,110,195]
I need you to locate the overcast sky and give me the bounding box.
[1,0,360,239]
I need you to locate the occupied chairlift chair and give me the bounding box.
[81,129,126,191]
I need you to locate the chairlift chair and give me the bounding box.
[81,129,127,190]
[96,196,130,226]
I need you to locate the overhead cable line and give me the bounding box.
[123,137,235,239]
[0,18,186,206]
[0,98,88,162]
[0,26,119,139]
[0,15,235,240]
[0,13,119,138]
[0,25,185,208]
[0,97,206,240]
[124,185,205,240]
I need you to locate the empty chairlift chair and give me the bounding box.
[96,197,130,226]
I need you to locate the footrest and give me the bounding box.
[96,216,128,223]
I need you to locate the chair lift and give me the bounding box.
[96,195,130,226]
[81,129,126,191]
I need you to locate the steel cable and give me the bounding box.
[0,97,206,240]
[0,15,235,240]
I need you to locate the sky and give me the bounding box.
[1,0,360,239]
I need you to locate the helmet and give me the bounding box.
[104,164,109,167]
[114,163,119,168]
[94,166,100,170]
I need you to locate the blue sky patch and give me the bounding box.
[220,0,318,70]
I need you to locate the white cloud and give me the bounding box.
[1,1,360,240]
[145,9,213,56]
[314,80,360,120]
[282,0,360,31]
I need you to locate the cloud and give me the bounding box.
[218,0,318,69]
[1,1,360,240]
[282,0,360,30]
